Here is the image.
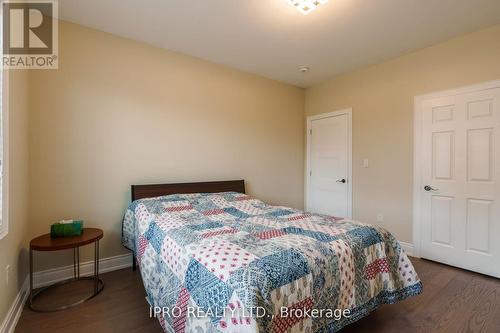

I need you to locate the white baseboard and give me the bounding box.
[0,253,133,333]
[0,277,29,333]
[399,241,414,257]
[34,253,132,288]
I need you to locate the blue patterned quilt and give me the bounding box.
[122,192,422,333]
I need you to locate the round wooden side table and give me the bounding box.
[29,228,104,312]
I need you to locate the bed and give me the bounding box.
[122,180,422,333]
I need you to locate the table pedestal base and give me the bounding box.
[29,237,103,312]
[29,277,104,312]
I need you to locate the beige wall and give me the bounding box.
[28,21,305,270]
[9,18,500,281]
[0,70,30,324]
[305,24,500,242]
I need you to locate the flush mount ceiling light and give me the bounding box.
[287,0,328,15]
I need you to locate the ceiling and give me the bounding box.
[59,0,500,88]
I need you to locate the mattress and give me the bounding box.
[122,192,422,333]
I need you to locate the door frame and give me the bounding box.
[305,109,353,218]
[412,79,500,258]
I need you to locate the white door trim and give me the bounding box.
[305,109,353,218]
[413,78,500,258]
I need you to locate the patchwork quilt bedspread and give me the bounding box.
[122,192,422,333]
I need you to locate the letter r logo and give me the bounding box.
[3,1,53,54]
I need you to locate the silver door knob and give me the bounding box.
[336,179,346,184]
[424,185,439,192]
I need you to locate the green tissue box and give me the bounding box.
[50,220,84,238]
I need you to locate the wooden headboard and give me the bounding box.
[131,180,245,201]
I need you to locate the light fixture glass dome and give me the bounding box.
[287,0,328,15]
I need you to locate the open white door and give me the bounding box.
[415,81,500,278]
[306,110,352,218]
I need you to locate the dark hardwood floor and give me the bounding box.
[16,269,161,333]
[15,258,500,333]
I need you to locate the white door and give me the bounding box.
[417,85,500,277]
[307,110,352,218]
